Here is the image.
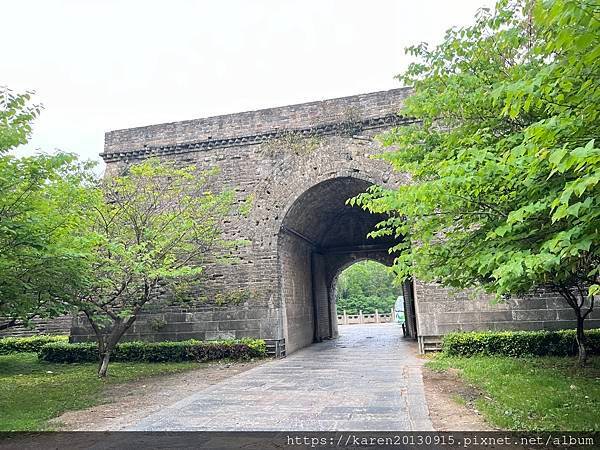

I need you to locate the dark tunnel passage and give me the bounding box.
[277,176,408,353]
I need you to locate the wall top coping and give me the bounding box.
[102,88,412,161]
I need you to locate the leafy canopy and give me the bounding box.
[335,260,399,314]
[0,88,41,151]
[73,158,242,376]
[0,87,96,329]
[353,0,599,303]
[77,159,237,329]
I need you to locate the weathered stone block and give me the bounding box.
[512,309,558,322]
[481,311,512,322]
[235,329,262,338]
[206,331,236,340]
[556,309,577,321]
[508,297,548,311]
[191,321,219,332]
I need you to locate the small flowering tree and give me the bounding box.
[76,160,236,377]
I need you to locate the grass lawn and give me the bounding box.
[427,355,600,431]
[0,353,198,431]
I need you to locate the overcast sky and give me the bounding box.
[4,0,494,171]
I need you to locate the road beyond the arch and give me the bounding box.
[130,323,433,431]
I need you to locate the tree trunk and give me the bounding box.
[85,306,143,378]
[557,287,591,367]
[94,315,138,378]
[576,313,587,367]
[98,350,112,378]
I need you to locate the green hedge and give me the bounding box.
[442,329,600,357]
[0,335,68,355]
[38,338,267,363]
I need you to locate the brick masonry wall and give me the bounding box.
[103,89,412,155]
[0,315,72,338]
[64,87,594,354]
[313,253,331,342]
[414,280,600,350]
[71,89,411,352]
[278,232,314,353]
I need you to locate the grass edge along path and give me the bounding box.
[426,355,600,431]
[0,352,200,431]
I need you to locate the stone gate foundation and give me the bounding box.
[68,88,600,354]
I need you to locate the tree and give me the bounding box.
[0,88,96,330]
[0,88,40,151]
[75,159,238,377]
[352,0,599,364]
[336,261,399,314]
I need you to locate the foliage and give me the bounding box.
[427,355,600,431]
[0,86,250,377]
[261,130,321,157]
[0,352,199,431]
[38,338,266,363]
[0,87,97,330]
[335,260,399,314]
[214,289,253,306]
[352,0,600,363]
[442,329,600,357]
[70,159,240,377]
[260,106,367,158]
[0,335,68,355]
[0,88,41,152]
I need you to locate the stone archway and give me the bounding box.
[63,87,582,356]
[277,176,399,353]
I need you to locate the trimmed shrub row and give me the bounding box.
[442,329,600,357]
[38,338,267,363]
[0,335,68,355]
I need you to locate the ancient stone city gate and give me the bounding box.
[71,88,596,354]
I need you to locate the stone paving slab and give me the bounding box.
[129,323,433,431]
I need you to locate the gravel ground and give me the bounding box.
[422,365,494,431]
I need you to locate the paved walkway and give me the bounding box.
[130,323,432,431]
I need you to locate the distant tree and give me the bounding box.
[0,88,95,330]
[352,0,599,365]
[335,261,399,314]
[74,160,238,377]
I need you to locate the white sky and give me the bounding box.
[3,0,494,171]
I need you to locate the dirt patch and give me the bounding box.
[422,366,494,431]
[50,359,266,431]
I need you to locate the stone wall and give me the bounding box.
[313,253,331,342]
[70,305,278,343]
[103,89,413,157]
[72,89,412,353]
[414,281,600,352]
[278,232,314,353]
[0,315,72,338]
[64,87,595,354]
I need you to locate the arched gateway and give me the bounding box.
[70,88,596,354]
[278,176,401,353]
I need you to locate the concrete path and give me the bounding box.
[129,323,433,431]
